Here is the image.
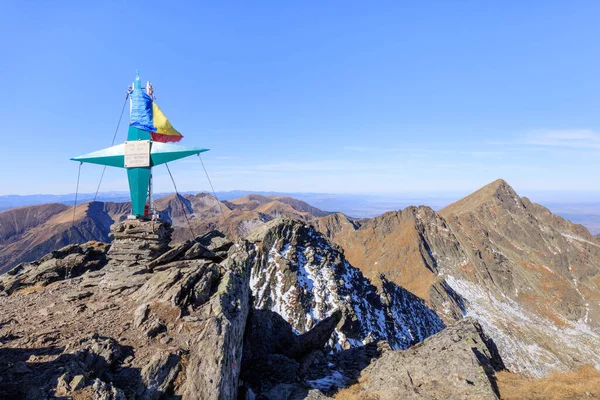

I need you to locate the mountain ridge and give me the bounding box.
[313,179,600,376]
[0,193,334,273]
[440,178,519,218]
[2,179,600,397]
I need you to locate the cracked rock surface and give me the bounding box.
[0,221,249,399]
[0,219,507,400]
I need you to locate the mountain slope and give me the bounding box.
[324,178,600,376]
[157,192,331,242]
[316,206,467,322]
[440,178,600,325]
[0,221,508,399]
[0,203,70,241]
[439,179,600,375]
[225,194,330,217]
[0,202,119,273]
[246,219,445,350]
[0,193,333,273]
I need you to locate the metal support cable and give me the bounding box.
[93,95,129,201]
[165,162,196,240]
[67,162,83,281]
[71,162,83,232]
[198,153,226,221]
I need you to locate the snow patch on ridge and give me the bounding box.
[250,224,445,351]
[561,232,600,248]
[307,370,348,391]
[445,275,600,377]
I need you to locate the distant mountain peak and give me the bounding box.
[487,177,510,188]
[440,178,520,218]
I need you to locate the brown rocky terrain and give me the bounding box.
[0,221,253,399]
[316,206,466,322]
[0,193,330,274]
[333,317,504,400]
[496,364,600,400]
[246,219,445,350]
[0,218,509,399]
[0,202,129,274]
[320,179,600,376]
[161,193,331,243]
[3,178,600,396]
[439,180,600,375]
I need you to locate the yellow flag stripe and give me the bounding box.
[152,102,183,138]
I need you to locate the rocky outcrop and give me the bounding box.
[311,212,362,240]
[240,309,343,397]
[180,241,253,400]
[0,241,109,295]
[243,309,342,366]
[238,315,506,400]
[247,219,445,350]
[333,317,504,400]
[146,230,235,270]
[0,226,250,399]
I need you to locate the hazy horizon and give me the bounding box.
[3,184,600,203]
[3,185,600,234]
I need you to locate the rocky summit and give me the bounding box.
[0,216,507,399]
[0,221,252,399]
[1,179,600,399]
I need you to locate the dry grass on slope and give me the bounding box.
[334,366,600,400]
[497,364,600,399]
[334,376,379,400]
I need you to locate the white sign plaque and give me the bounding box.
[124,140,151,168]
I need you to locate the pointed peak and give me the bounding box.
[485,178,512,191]
[440,179,521,218]
[487,178,508,187]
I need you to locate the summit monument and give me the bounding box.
[71,72,209,262]
[71,71,209,219]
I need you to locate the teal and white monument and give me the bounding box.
[71,71,209,219]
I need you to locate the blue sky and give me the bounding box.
[1,1,600,197]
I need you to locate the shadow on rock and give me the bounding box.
[0,335,182,400]
[240,308,353,399]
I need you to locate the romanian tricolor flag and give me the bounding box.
[129,85,183,143]
[151,102,183,143]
